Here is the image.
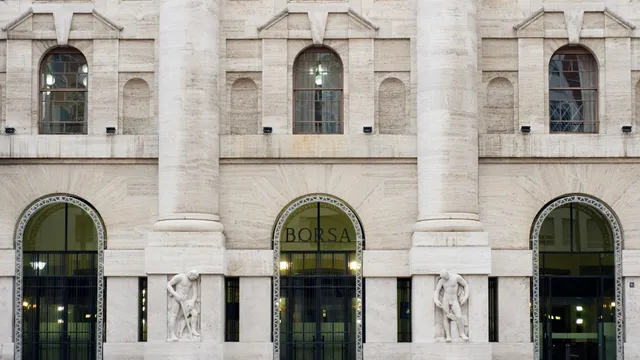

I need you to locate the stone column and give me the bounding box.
[146,1,225,358]
[412,1,491,359]
[155,0,223,233]
[414,0,482,234]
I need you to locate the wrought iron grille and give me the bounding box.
[22,252,98,360]
[397,278,411,343]
[280,251,356,360]
[531,195,623,360]
[14,195,105,360]
[273,194,363,360]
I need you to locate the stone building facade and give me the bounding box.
[0,0,639,359]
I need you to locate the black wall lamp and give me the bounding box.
[363,126,373,134]
[520,125,531,133]
[106,127,116,134]
[263,127,272,134]
[4,127,15,134]
[622,125,632,133]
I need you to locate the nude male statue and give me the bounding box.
[433,270,469,342]
[167,270,200,341]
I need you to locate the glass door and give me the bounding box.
[541,276,615,360]
[280,251,356,360]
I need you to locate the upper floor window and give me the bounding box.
[549,46,597,133]
[293,47,343,134]
[40,48,88,134]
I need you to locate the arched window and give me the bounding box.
[15,195,105,360]
[273,194,364,360]
[549,46,597,133]
[293,48,343,134]
[40,48,89,134]
[531,196,623,360]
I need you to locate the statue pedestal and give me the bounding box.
[412,342,492,360]
[144,341,223,360]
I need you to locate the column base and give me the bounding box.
[412,342,491,360]
[153,214,224,232]
[414,213,484,233]
[224,342,271,360]
[146,232,226,274]
[363,343,411,360]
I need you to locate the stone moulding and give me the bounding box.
[257,5,379,41]
[530,195,623,360]
[14,195,106,360]
[1,5,123,44]
[272,194,364,360]
[513,5,635,43]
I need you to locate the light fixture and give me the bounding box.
[576,318,584,325]
[611,302,616,307]
[622,125,632,133]
[45,74,55,86]
[263,126,273,134]
[57,319,64,324]
[5,127,15,134]
[57,306,64,311]
[106,127,116,134]
[22,301,29,307]
[576,305,583,311]
[30,261,46,270]
[363,126,373,134]
[521,125,531,133]
[82,76,88,87]
[349,261,360,270]
[81,64,88,73]
[314,63,324,86]
[280,261,289,270]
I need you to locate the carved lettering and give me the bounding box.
[284,227,353,242]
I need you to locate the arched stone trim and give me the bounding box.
[530,194,623,360]
[14,194,106,360]
[272,194,364,360]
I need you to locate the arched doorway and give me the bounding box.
[531,195,623,360]
[14,195,106,360]
[272,194,364,360]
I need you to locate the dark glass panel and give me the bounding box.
[397,278,411,343]
[549,54,596,88]
[538,203,613,253]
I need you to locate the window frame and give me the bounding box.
[39,47,89,135]
[548,46,598,134]
[292,47,344,135]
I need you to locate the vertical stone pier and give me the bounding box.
[412,0,491,358]
[145,0,226,358]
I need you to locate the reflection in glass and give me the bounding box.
[40,50,88,134]
[293,48,343,134]
[22,202,99,360]
[549,49,597,133]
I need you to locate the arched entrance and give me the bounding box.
[14,195,106,360]
[531,195,623,360]
[272,194,364,360]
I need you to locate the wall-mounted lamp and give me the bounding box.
[263,127,273,134]
[106,127,116,134]
[4,127,15,134]
[363,126,373,134]
[520,125,531,133]
[622,125,632,133]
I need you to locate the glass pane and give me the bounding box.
[280,202,356,252]
[294,90,342,134]
[541,253,609,276]
[294,50,342,89]
[41,52,88,90]
[24,203,67,251]
[572,203,614,252]
[543,277,600,360]
[549,54,596,88]
[66,204,98,251]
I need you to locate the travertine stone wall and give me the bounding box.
[219,162,417,250]
[122,76,154,135]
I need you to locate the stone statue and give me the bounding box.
[167,270,201,341]
[433,270,469,342]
